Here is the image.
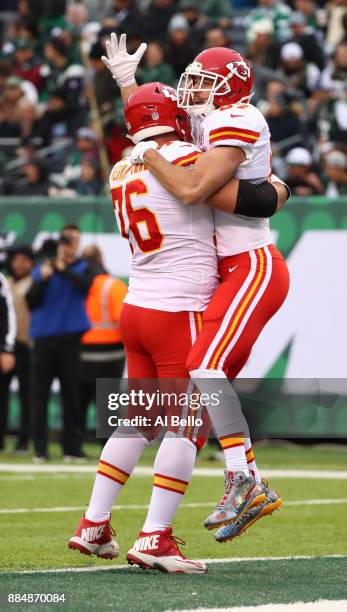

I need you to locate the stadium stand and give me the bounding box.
[0,0,346,197]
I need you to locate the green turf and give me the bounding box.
[1,445,347,610]
[0,473,346,572]
[0,558,346,611]
[1,439,347,469]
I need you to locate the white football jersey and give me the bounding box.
[109,140,218,312]
[198,103,273,258]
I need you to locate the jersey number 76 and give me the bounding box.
[112,179,164,254]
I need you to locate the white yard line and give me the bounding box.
[165,601,347,612]
[1,498,347,515]
[3,555,346,575]
[1,464,347,479]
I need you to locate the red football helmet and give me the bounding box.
[124,82,192,144]
[177,47,253,116]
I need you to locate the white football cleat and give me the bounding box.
[126,527,207,574]
[68,514,119,559]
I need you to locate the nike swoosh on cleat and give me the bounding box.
[175,558,205,568]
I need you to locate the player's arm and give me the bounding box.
[141,145,246,205]
[140,145,289,214]
[208,177,290,216]
[101,33,146,105]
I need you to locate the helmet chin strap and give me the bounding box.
[188,101,215,119]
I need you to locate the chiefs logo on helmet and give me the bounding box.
[226,61,251,82]
[177,47,254,116]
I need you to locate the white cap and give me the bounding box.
[250,18,274,36]
[168,14,190,32]
[281,42,303,61]
[325,150,347,169]
[286,147,312,166]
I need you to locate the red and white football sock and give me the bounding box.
[85,434,148,523]
[245,437,261,483]
[219,432,249,475]
[142,435,196,533]
[190,368,249,475]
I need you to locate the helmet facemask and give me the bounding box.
[177,62,231,117]
[177,60,253,117]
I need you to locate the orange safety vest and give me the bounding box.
[82,274,127,345]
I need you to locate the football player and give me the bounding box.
[102,36,290,542]
[69,80,287,572]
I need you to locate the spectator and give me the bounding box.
[0,271,16,452]
[294,0,321,30]
[15,98,38,143]
[319,42,347,99]
[67,160,103,196]
[79,245,127,438]
[198,0,232,28]
[317,42,347,144]
[12,39,42,91]
[289,11,325,70]
[325,0,347,52]
[323,149,347,196]
[166,15,198,79]
[177,0,208,48]
[63,126,100,183]
[285,147,324,195]
[11,158,53,196]
[89,41,116,115]
[137,41,175,85]
[26,224,95,461]
[245,0,292,43]
[204,25,230,49]
[258,79,304,154]
[0,97,21,158]
[41,37,86,110]
[0,245,34,454]
[247,18,280,70]
[104,0,141,35]
[65,2,89,31]
[142,0,176,42]
[278,41,321,97]
[1,77,25,121]
[33,88,85,150]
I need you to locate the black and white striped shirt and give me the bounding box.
[0,272,16,353]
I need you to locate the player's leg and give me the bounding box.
[211,246,288,540]
[126,310,206,574]
[187,246,289,529]
[69,304,155,558]
[187,266,264,527]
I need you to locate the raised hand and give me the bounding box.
[101,32,147,87]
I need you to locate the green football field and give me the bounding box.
[0,443,346,611]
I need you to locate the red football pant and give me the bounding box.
[186,245,290,377]
[119,304,203,378]
[119,304,209,444]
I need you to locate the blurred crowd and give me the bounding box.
[0,227,126,460]
[0,0,347,198]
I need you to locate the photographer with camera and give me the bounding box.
[26,224,95,462]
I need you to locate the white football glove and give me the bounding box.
[129,141,159,165]
[101,32,147,87]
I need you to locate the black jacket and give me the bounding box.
[0,273,16,353]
